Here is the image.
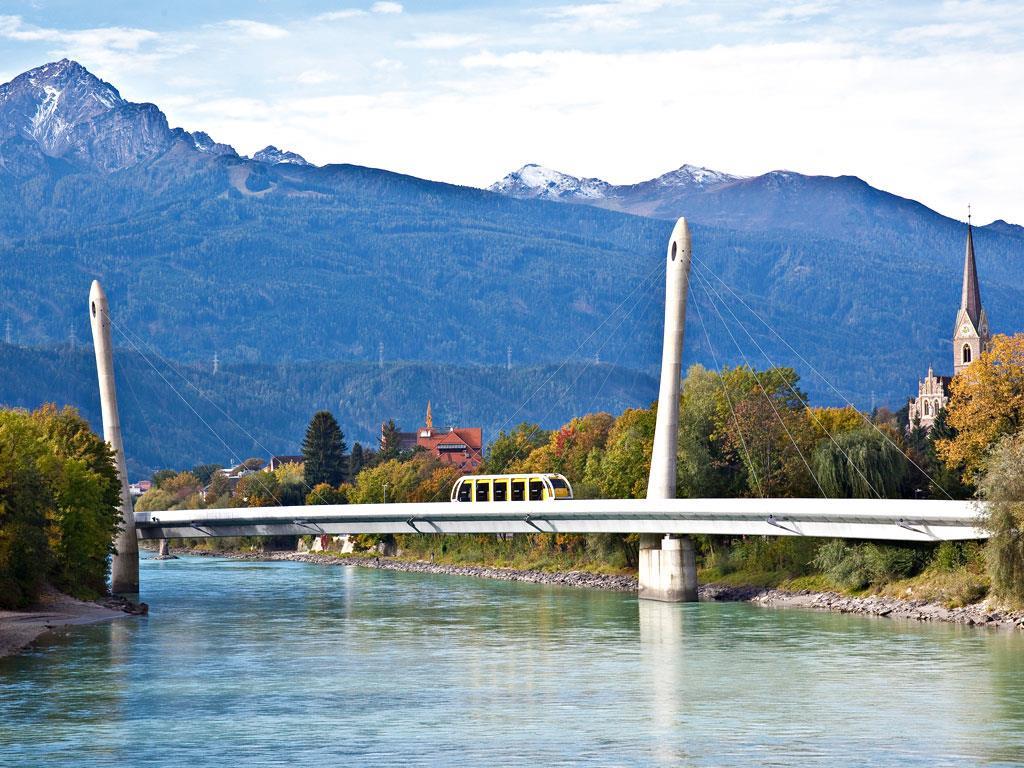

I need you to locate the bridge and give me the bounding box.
[89,216,988,603]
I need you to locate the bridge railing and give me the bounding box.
[135,497,987,543]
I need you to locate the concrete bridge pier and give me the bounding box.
[638,534,698,602]
[640,217,696,602]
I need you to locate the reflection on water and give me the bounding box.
[2,556,1024,767]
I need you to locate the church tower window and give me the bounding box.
[924,401,931,417]
[962,344,972,364]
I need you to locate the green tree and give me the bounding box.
[32,405,122,597]
[585,407,656,498]
[978,431,1024,605]
[484,423,550,473]
[302,411,347,487]
[812,428,907,499]
[0,411,51,608]
[349,442,365,480]
[190,463,223,485]
[234,471,281,507]
[379,419,401,462]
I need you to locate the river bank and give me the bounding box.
[172,548,1024,631]
[0,588,146,659]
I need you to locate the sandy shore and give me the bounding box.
[0,588,139,659]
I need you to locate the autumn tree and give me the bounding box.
[302,411,347,487]
[938,334,1024,482]
[585,407,656,498]
[483,423,550,473]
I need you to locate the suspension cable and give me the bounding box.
[105,313,286,507]
[693,261,884,499]
[691,283,765,497]
[691,253,953,500]
[691,270,828,497]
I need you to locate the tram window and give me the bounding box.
[476,481,490,502]
[511,481,525,501]
[493,481,508,502]
[528,480,543,501]
[550,478,569,490]
[457,482,471,502]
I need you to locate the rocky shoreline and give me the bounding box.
[173,549,1024,631]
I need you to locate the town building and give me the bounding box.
[389,402,483,471]
[908,221,991,430]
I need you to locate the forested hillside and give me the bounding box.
[0,343,657,478]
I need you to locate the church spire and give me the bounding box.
[425,400,433,430]
[961,212,983,327]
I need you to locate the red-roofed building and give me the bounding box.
[388,402,483,471]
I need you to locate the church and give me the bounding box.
[908,221,991,430]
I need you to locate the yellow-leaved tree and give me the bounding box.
[938,334,1024,482]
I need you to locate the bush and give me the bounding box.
[813,540,924,591]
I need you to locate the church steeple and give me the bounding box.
[960,217,983,327]
[425,400,433,431]
[953,211,990,376]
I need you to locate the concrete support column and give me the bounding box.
[158,539,170,558]
[638,534,698,602]
[640,217,697,602]
[89,280,139,596]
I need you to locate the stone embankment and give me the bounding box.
[177,549,1024,631]
[701,583,1024,630]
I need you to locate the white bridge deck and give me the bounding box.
[136,498,987,542]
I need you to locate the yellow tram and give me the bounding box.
[450,473,574,503]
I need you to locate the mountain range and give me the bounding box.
[0,59,1022,475]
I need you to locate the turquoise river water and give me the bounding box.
[2,555,1024,767]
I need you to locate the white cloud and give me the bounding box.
[540,1,678,33]
[315,9,367,22]
[399,33,486,50]
[296,68,337,84]
[371,2,404,14]
[219,20,290,40]
[0,15,157,50]
[760,1,834,23]
[374,58,404,71]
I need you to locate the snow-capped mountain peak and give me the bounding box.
[488,164,611,201]
[252,145,310,166]
[651,164,742,189]
[0,58,173,172]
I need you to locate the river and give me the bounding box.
[2,555,1024,767]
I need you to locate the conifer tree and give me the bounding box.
[302,411,347,488]
[349,442,364,481]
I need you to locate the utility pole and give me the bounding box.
[68,323,78,348]
[506,345,512,372]
[213,351,219,375]
[378,341,384,369]
[4,318,11,345]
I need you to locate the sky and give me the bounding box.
[0,0,1022,222]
